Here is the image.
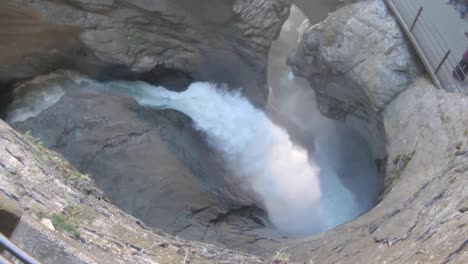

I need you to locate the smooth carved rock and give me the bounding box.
[288,0,424,159]
[6,71,286,256]
[281,77,468,264]
[0,0,292,107]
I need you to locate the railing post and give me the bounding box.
[410,7,423,32]
[435,49,451,74]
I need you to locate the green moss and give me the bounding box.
[48,204,97,238]
[51,214,80,237]
[67,172,91,183]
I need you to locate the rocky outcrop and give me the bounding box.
[0,0,294,255]
[0,119,263,264]
[283,0,467,263]
[288,0,424,159]
[282,76,468,264]
[0,0,292,107]
[4,71,287,256]
[2,0,467,263]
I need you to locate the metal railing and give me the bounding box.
[386,0,468,93]
[0,233,41,264]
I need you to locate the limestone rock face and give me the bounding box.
[288,0,423,159]
[282,77,468,264]
[0,0,292,107]
[282,1,467,263]
[5,71,286,256]
[0,119,263,264]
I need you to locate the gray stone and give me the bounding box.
[8,216,100,264]
[7,71,286,256]
[0,119,263,263]
[288,0,424,159]
[0,0,292,107]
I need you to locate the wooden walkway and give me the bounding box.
[385,0,468,93]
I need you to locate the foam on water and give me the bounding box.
[106,81,324,234]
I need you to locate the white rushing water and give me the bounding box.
[106,81,324,234]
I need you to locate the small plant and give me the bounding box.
[67,172,91,183]
[51,214,80,237]
[455,142,463,155]
[24,131,44,148]
[49,204,97,238]
[272,247,290,264]
[273,252,290,264]
[23,131,93,184]
[23,131,50,160]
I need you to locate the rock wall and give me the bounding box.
[288,0,424,159]
[0,119,263,264]
[4,71,286,256]
[282,77,468,264]
[0,0,292,107]
[1,0,467,263]
[283,0,468,263]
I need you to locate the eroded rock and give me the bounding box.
[5,71,287,256]
[0,119,264,263]
[0,0,292,107]
[288,0,424,159]
[279,77,468,264]
[282,0,467,262]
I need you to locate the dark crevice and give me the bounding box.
[138,66,193,92]
[0,81,16,119]
[209,205,267,226]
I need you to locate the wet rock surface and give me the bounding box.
[5,72,287,256]
[281,77,468,264]
[0,0,292,107]
[1,0,467,263]
[288,0,424,160]
[284,0,468,263]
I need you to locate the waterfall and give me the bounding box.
[105,81,324,234]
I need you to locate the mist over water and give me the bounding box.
[105,81,324,234]
[4,3,382,236]
[265,4,381,230]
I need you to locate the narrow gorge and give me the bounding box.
[0,0,466,263]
